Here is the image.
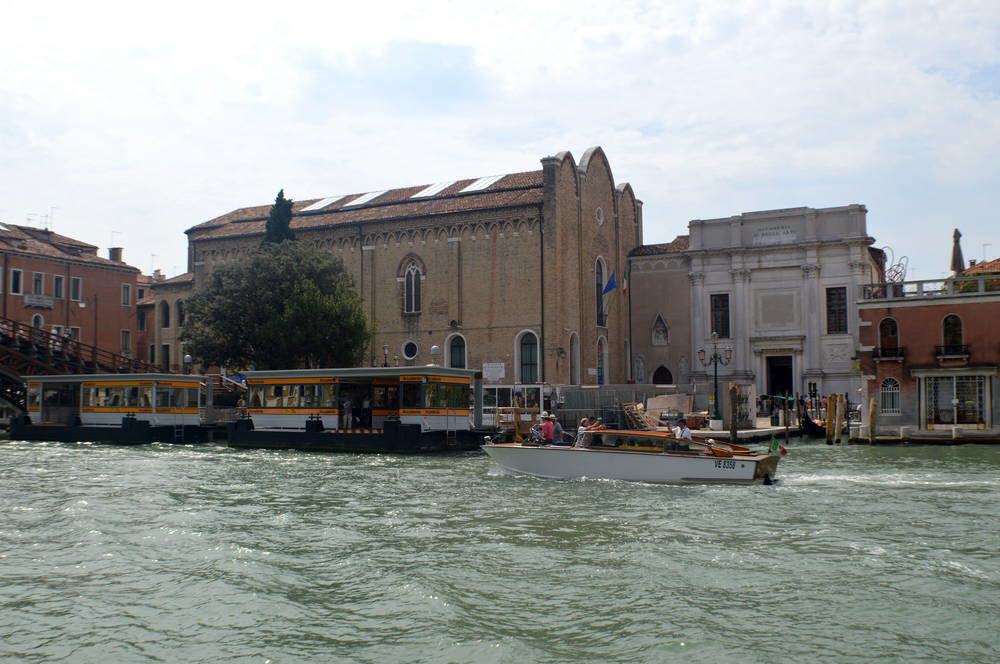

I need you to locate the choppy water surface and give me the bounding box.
[1,439,998,663]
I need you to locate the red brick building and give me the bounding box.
[858,258,1000,441]
[0,223,142,356]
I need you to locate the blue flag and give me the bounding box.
[602,271,617,295]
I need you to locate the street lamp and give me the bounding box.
[698,332,732,421]
[183,353,193,375]
[382,344,389,367]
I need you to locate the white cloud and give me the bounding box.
[0,0,997,277]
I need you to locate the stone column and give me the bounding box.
[730,268,753,383]
[689,269,706,378]
[801,262,823,391]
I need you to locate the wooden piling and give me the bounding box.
[868,396,878,446]
[825,394,835,444]
[783,391,790,446]
[833,394,844,445]
[729,385,738,445]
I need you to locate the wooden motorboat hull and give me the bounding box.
[482,444,779,484]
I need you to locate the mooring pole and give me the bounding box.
[729,384,738,445]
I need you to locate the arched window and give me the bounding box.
[177,300,185,327]
[597,336,608,385]
[568,332,580,385]
[448,335,466,369]
[404,262,422,314]
[942,315,963,350]
[652,366,674,384]
[879,317,898,349]
[159,301,171,329]
[595,257,607,327]
[518,331,538,384]
[31,314,44,329]
[879,378,900,415]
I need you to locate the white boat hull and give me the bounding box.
[482,444,778,484]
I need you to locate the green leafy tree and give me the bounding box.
[264,189,295,243]
[181,241,372,369]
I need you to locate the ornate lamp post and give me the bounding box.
[698,332,732,421]
[382,344,389,367]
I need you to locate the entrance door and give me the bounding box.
[766,355,794,397]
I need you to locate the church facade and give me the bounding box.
[181,147,643,401]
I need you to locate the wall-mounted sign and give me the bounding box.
[752,225,796,246]
[482,362,505,383]
[24,294,54,309]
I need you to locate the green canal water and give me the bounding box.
[1,439,998,663]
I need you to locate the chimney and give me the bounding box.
[153,269,164,281]
[969,259,977,267]
[109,247,123,262]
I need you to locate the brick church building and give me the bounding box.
[172,147,643,404]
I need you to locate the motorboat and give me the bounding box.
[482,429,781,484]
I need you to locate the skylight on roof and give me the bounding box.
[459,174,505,193]
[299,196,342,212]
[411,181,455,198]
[343,191,387,207]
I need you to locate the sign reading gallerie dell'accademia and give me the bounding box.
[482,362,505,383]
[751,225,797,246]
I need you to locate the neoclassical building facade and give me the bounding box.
[684,205,882,400]
[180,147,643,398]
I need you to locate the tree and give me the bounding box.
[181,241,372,369]
[264,189,295,243]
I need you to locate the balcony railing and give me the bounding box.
[935,344,970,357]
[873,346,905,359]
[861,275,1000,302]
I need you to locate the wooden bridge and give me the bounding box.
[0,316,160,411]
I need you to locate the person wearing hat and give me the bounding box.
[575,417,591,447]
[529,411,548,442]
[541,412,556,444]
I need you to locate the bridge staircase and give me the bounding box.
[0,315,160,412]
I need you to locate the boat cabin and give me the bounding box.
[25,374,205,427]
[243,367,482,432]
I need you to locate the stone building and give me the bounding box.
[178,147,643,402]
[0,223,141,354]
[630,205,883,408]
[627,236,691,385]
[144,271,193,372]
[858,248,1000,439]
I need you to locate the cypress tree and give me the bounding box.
[263,189,295,243]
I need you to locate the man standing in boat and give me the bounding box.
[671,418,693,449]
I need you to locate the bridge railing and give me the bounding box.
[0,315,161,374]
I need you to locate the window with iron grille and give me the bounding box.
[826,287,847,334]
[710,294,730,338]
[879,378,900,415]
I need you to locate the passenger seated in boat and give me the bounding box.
[548,413,571,445]
[541,414,555,444]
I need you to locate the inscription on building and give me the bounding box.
[752,225,796,246]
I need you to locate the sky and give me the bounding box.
[1,0,998,280]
